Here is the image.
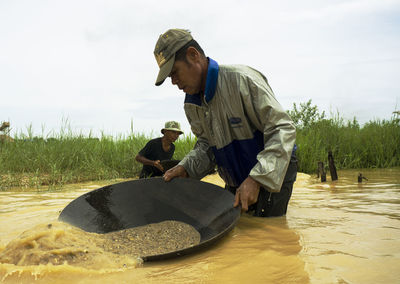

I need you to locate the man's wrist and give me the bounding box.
[248,176,262,188]
[177,165,189,177]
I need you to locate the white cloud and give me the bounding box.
[0,0,399,137]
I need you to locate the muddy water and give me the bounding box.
[0,169,399,283]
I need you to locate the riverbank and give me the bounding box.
[1,108,399,190]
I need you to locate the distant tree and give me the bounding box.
[0,121,10,133]
[287,99,326,129]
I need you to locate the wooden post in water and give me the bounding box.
[318,161,326,182]
[328,151,338,181]
[358,173,368,183]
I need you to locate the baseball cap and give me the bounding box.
[154,29,193,86]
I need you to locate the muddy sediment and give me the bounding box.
[0,221,200,269]
[102,221,201,257]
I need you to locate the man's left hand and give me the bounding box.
[233,177,261,212]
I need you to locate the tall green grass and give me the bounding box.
[289,100,400,173]
[0,125,195,189]
[0,101,399,189]
[295,117,400,173]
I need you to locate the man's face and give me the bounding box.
[169,59,203,95]
[164,130,181,142]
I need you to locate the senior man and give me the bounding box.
[153,29,297,217]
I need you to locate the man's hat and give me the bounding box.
[154,29,193,86]
[161,121,183,135]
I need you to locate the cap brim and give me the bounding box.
[161,128,183,135]
[155,54,175,86]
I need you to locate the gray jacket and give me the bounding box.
[179,58,296,192]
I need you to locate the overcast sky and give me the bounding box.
[1,0,399,138]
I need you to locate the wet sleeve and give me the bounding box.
[239,72,296,192]
[178,106,216,180]
[179,137,216,179]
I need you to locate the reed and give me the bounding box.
[0,103,399,189]
[289,100,400,174]
[0,124,196,189]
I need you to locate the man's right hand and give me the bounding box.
[163,165,188,181]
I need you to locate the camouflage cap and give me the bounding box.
[154,29,193,86]
[161,121,183,135]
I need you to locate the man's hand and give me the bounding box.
[153,160,164,172]
[163,165,188,181]
[233,177,261,211]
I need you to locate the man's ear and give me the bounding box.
[186,46,200,62]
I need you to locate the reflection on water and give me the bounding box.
[0,169,399,283]
[287,168,400,284]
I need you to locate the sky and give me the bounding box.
[1,0,399,138]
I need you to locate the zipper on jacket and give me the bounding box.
[267,191,272,206]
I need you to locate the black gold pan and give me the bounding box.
[58,177,240,261]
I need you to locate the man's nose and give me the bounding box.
[171,75,178,85]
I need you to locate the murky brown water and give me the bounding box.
[0,169,399,283]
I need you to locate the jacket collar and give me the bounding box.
[184,57,219,106]
[204,57,219,103]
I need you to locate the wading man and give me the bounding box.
[135,121,183,179]
[153,29,297,217]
